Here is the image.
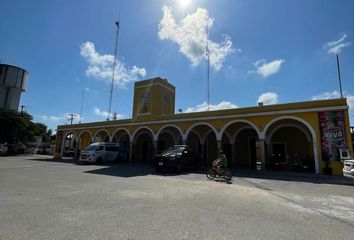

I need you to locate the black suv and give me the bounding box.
[154,145,199,173]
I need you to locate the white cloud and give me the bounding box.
[93,107,125,119]
[324,33,351,54]
[311,90,354,120]
[257,92,279,105]
[311,90,341,100]
[80,42,146,87]
[158,5,238,71]
[93,107,109,117]
[250,59,285,78]
[185,101,238,113]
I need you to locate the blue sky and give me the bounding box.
[1,0,353,131]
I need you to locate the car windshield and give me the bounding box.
[83,145,97,151]
[162,147,184,156]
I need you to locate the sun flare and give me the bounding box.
[178,0,191,8]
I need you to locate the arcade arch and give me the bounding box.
[132,127,155,163]
[264,118,316,173]
[156,125,183,152]
[93,129,110,143]
[221,121,260,169]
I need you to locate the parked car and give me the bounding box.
[154,145,199,173]
[343,159,354,180]
[79,142,125,164]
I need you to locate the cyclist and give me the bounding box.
[213,151,228,175]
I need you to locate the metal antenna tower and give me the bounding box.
[206,21,210,111]
[107,20,120,120]
[107,3,123,120]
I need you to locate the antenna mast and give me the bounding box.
[107,8,121,120]
[336,54,343,99]
[206,21,210,111]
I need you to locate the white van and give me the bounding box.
[79,142,125,163]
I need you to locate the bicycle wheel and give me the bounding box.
[206,168,216,180]
[224,169,232,181]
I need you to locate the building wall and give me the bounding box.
[55,78,352,176]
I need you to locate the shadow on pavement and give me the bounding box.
[24,156,353,185]
[233,169,354,186]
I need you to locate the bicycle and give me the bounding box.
[206,166,232,181]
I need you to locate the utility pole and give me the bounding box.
[66,113,77,125]
[336,54,343,99]
[107,20,120,120]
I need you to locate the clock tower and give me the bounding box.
[132,77,175,119]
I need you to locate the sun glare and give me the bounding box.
[178,0,191,8]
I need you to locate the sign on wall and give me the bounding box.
[319,111,347,161]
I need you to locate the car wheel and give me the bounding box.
[176,163,182,173]
[96,158,103,164]
[155,167,161,173]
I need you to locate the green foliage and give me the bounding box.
[0,108,52,144]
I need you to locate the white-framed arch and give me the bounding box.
[155,124,183,142]
[202,129,218,144]
[132,126,155,143]
[219,119,260,141]
[60,131,78,157]
[93,129,111,142]
[232,126,254,145]
[184,122,218,142]
[111,128,131,143]
[78,130,93,143]
[261,116,319,174]
[266,123,312,144]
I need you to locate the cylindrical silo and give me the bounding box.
[0,64,29,111]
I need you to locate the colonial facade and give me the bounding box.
[54,77,353,175]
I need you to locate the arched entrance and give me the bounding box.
[185,123,217,169]
[62,132,77,157]
[112,129,131,161]
[221,121,260,169]
[264,119,315,172]
[156,125,183,153]
[93,130,110,143]
[133,127,155,164]
[77,130,93,151]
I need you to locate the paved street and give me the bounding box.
[0,155,354,240]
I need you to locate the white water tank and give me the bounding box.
[0,64,28,111]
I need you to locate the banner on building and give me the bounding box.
[319,111,346,161]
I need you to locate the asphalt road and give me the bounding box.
[0,155,354,240]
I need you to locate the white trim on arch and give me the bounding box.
[132,126,155,143]
[78,130,93,142]
[155,124,183,142]
[261,116,320,174]
[184,122,218,142]
[93,129,111,142]
[60,131,78,158]
[232,126,254,144]
[219,119,260,141]
[111,128,131,143]
[266,124,312,143]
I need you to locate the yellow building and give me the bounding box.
[55,77,353,175]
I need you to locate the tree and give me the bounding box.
[0,108,52,144]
